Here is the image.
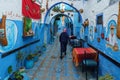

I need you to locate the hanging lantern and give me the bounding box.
[68,13,70,15]
[71,14,73,16]
[117,2,120,39]
[84,19,89,26]
[71,3,73,6]
[60,9,65,13]
[41,8,45,13]
[79,9,83,13]
[94,27,97,32]
[51,13,53,16]
[97,37,100,42]
[83,19,89,27]
[101,33,104,39]
[32,0,36,2]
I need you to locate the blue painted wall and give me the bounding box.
[99,54,120,80]
[0,19,45,79]
[82,19,120,79]
[73,12,82,39]
[44,24,51,44]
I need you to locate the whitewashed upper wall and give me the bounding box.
[103,2,119,27]
[0,0,22,20]
[83,0,119,27]
[0,0,40,23]
[2,0,118,26]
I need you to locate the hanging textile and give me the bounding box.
[0,15,8,46]
[22,0,41,19]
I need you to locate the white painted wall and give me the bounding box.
[1,0,118,26]
[0,0,41,23]
[83,0,119,27]
[0,0,22,20]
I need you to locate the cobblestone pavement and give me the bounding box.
[26,37,88,80]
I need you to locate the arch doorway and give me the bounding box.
[50,14,73,38]
[43,1,83,43]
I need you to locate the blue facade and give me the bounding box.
[0,19,46,79]
[85,19,120,80]
[0,1,120,80]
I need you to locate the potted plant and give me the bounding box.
[8,65,13,74]
[24,54,34,69]
[14,71,24,80]
[99,74,114,80]
[9,70,24,80]
[7,65,13,80]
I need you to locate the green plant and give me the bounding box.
[14,71,23,80]
[52,6,60,12]
[17,51,23,62]
[16,51,24,68]
[43,43,46,48]
[26,54,34,60]
[35,46,41,53]
[8,65,13,74]
[99,74,114,80]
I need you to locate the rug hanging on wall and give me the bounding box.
[22,0,41,19]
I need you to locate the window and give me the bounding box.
[97,0,101,3]
[109,0,118,6]
[97,15,103,25]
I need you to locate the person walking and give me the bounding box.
[59,28,69,59]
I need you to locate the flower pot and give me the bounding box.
[8,71,24,80]
[24,59,34,69]
[101,33,104,39]
[42,47,46,51]
[33,56,39,62]
[97,37,100,42]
